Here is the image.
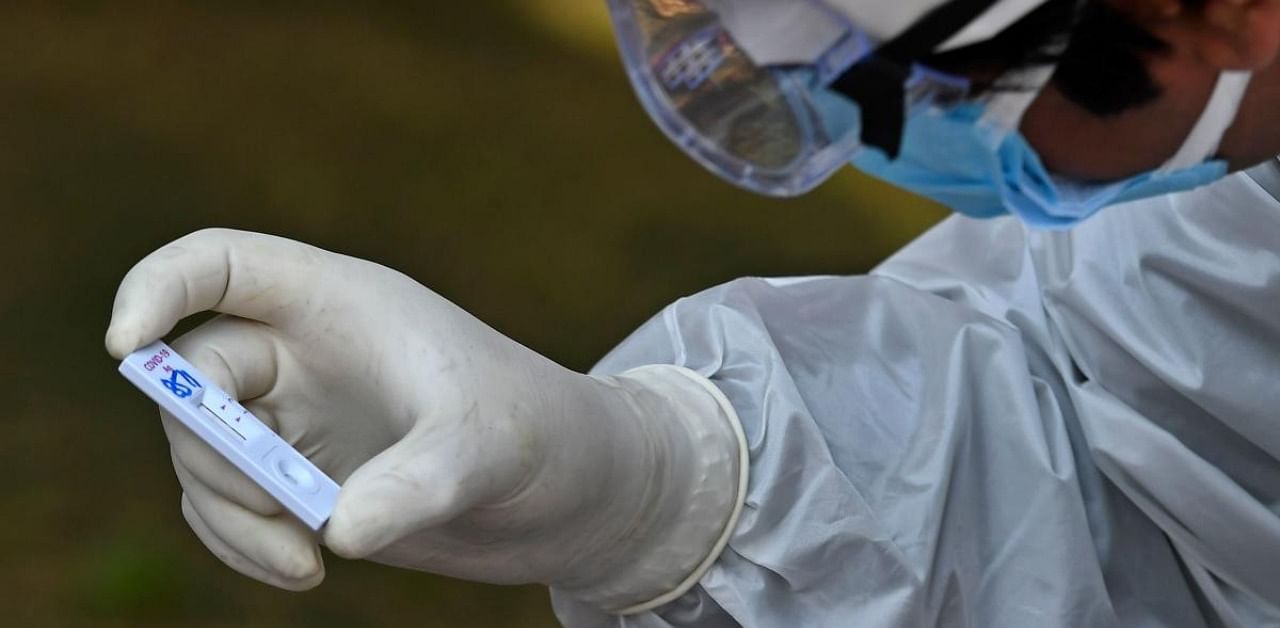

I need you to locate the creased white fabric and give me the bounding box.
[553,161,1280,627]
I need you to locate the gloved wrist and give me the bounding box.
[549,365,748,614]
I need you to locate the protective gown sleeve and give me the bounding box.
[552,162,1280,627]
[553,258,1117,625]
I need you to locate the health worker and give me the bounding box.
[105,1,1280,627]
[620,0,1280,226]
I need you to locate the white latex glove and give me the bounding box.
[105,229,746,612]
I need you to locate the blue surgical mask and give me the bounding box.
[852,70,1252,228]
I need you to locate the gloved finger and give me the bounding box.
[171,442,282,518]
[323,426,479,560]
[182,469,324,587]
[181,493,323,592]
[159,316,285,515]
[173,315,282,408]
[106,228,331,358]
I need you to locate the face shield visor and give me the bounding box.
[607,0,970,196]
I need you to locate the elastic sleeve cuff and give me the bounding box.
[611,365,750,615]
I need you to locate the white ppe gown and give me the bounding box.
[552,161,1280,627]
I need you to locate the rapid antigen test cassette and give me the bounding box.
[119,341,339,530]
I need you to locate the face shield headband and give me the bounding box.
[605,0,1036,196]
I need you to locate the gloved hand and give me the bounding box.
[105,228,745,612]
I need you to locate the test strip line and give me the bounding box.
[119,341,339,530]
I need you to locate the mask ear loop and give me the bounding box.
[1160,70,1252,172]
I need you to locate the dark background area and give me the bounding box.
[0,1,943,626]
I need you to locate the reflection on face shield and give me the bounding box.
[610,0,871,195]
[643,6,808,171]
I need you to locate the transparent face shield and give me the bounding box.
[607,0,970,196]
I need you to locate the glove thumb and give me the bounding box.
[323,428,474,560]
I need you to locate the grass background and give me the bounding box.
[0,1,943,625]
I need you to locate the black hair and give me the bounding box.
[922,0,1172,116]
[1053,1,1171,114]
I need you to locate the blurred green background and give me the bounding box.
[0,1,944,626]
